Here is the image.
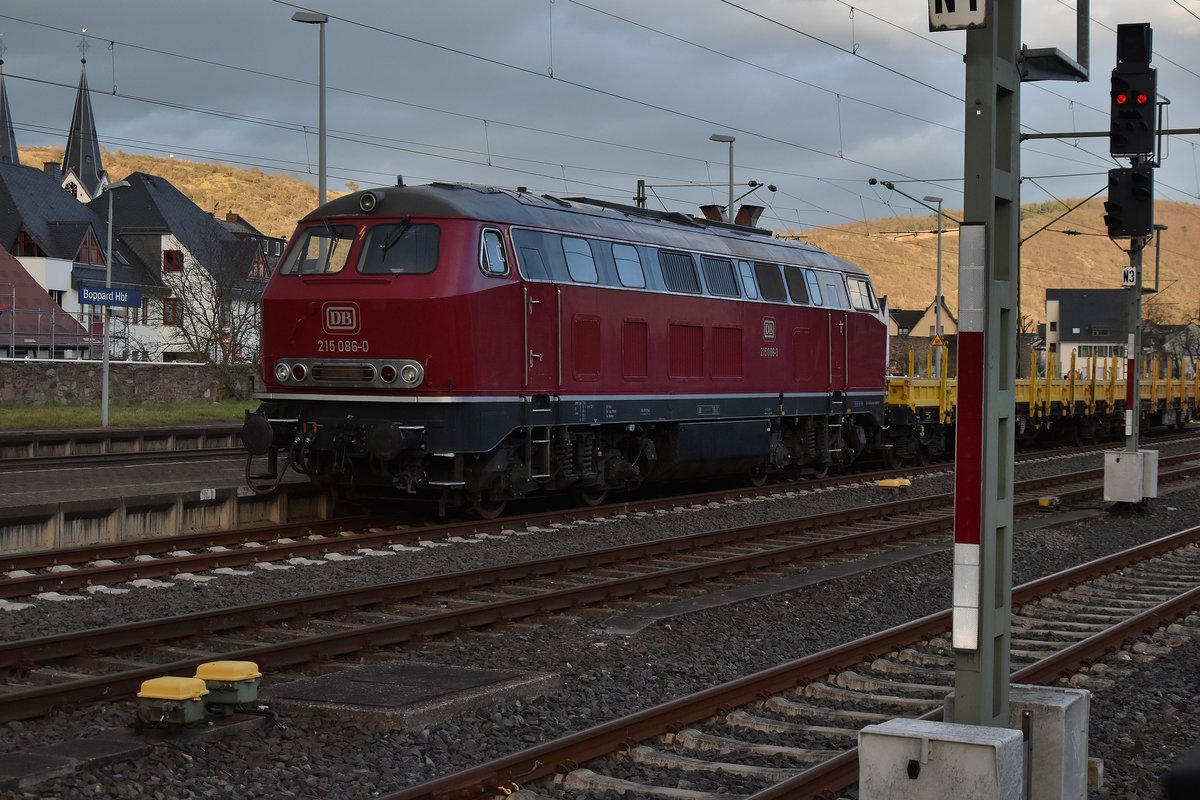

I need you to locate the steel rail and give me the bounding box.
[0,459,1196,727]
[10,448,1178,667]
[377,525,1200,800]
[6,447,1198,598]
[0,447,245,471]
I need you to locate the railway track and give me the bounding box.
[0,446,245,470]
[383,528,1200,800]
[1,455,1198,725]
[6,436,1199,599]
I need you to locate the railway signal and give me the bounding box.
[1104,166,1154,239]
[1109,23,1156,157]
[1110,69,1157,157]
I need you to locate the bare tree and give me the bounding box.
[123,229,264,365]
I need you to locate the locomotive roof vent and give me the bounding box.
[359,191,381,213]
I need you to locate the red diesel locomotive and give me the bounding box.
[242,182,890,516]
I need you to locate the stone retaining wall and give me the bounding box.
[0,360,256,406]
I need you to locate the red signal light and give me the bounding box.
[1135,92,1149,104]
[1115,92,1129,105]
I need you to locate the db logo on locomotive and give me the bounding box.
[323,303,359,334]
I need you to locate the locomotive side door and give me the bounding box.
[523,281,560,393]
[828,310,847,392]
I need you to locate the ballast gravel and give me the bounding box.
[1,445,1198,799]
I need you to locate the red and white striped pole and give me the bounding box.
[952,224,987,652]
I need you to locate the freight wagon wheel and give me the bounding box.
[575,486,608,507]
[913,444,931,466]
[882,445,903,471]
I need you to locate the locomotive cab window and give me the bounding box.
[480,229,508,276]
[847,278,878,311]
[563,237,599,284]
[358,223,441,274]
[279,224,359,275]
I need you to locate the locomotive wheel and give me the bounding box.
[802,463,829,479]
[575,486,608,507]
[748,464,769,487]
[471,497,508,520]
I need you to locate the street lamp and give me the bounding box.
[709,133,734,223]
[0,282,14,358]
[292,10,328,206]
[869,178,948,377]
[924,194,944,348]
[101,179,131,427]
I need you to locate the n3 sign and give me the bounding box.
[1122,267,1137,288]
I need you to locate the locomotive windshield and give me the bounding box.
[358,222,440,274]
[279,224,359,275]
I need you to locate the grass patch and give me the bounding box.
[0,400,258,431]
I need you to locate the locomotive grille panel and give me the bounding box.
[312,363,377,383]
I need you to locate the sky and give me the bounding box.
[1,0,1198,233]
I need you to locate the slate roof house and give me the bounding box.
[887,308,924,338]
[219,211,284,277]
[0,55,268,364]
[0,160,156,355]
[95,173,265,362]
[1044,288,1128,377]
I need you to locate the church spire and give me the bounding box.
[61,49,106,202]
[0,39,16,165]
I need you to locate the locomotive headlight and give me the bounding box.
[274,362,291,383]
[379,365,397,383]
[399,363,422,386]
[358,191,380,213]
[291,363,308,382]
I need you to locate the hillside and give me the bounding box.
[803,198,1200,324]
[19,146,1200,324]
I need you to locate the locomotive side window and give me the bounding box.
[612,244,646,288]
[701,257,740,298]
[803,270,823,306]
[847,278,878,311]
[660,251,701,294]
[738,261,760,300]
[563,237,599,284]
[753,263,786,302]
[358,223,440,274]
[279,224,359,275]
[821,273,850,308]
[783,267,810,305]
[480,229,509,276]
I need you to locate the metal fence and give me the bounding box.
[0,307,102,359]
